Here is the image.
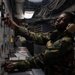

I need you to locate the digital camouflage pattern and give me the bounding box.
[14,26,74,75]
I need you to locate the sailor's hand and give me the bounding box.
[4,61,14,72]
[4,14,16,28]
[66,23,75,33]
[46,40,52,48]
[2,14,19,28]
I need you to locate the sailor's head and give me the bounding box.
[55,11,75,31]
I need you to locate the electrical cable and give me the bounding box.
[37,0,66,18]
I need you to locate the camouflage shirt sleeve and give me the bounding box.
[14,36,73,71]
[18,26,52,45]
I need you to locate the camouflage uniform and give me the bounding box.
[14,26,74,75]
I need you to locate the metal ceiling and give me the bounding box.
[3,0,75,23]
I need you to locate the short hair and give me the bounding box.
[63,11,75,23]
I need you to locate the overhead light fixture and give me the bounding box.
[24,11,35,19]
[28,0,43,3]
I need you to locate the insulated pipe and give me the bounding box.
[15,0,25,19]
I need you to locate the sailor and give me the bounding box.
[5,11,75,75]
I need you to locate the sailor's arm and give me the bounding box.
[4,36,73,72]
[17,36,73,67]
[6,17,51,44]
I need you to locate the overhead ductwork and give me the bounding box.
[28,0,43,3]
[15,0,25,19]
